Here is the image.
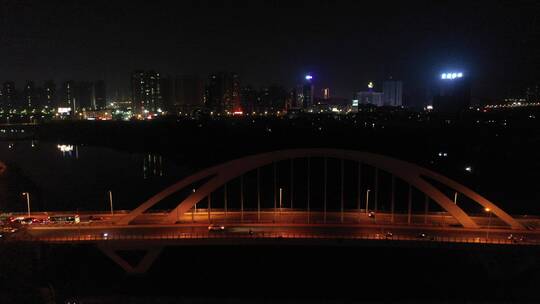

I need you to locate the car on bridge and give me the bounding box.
[417,233,435,240]
[208,224,225,231]
[9,217,41,225]
[508,234,525,243]
[0,226,18,239]
[88,215,104,222]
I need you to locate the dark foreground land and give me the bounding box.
[1,242,540,303]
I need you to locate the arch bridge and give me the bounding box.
[116,149,523,230]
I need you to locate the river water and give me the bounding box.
[0,140,191,213]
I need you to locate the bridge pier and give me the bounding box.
[97,243,163,274]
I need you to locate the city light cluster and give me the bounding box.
[441,72,463,80]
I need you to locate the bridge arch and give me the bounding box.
[116,149,523,230]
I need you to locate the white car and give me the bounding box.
[208,224,225,231]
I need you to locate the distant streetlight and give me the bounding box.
[485,207,492,240]
[22,192,31,217]
[465,166,472,172]
[365,189,371,214]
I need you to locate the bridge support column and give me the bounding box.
[273,162,277,222]
[208,193,211,223]
[357,162,361,219]
[307,157,311,224]
[407,185,412,224]
[240,175,244,222]
[257,168,261,222]
[340,159,344,223]
[290,159,294,210]
[391,175,395,223]
[324,157,327,224]
[224,183,228,220]
[424,194,429,224]
[98,244,163,275]
[374,168,379,213]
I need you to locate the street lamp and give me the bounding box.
[279,188,283,215]
[22,192,31,217]
[365,189,371,214]
[485,207,492,240]
[108,190,114,216]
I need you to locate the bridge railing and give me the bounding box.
[11,231,540,246]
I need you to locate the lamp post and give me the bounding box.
[192,189,196,222]
[279,188,283,216]
[22,192,31,217]
[108,190,114,216]
[485,207,492,240]
[365,189,371,215]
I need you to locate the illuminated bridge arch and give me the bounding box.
[116,149,523,230]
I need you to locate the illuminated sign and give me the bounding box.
[57,107,71,114]
[352,99,359,107]
[441,72,463,80]
[305,75,313,80]
[57,144,74,152]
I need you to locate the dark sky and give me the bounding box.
[1,0,539,102]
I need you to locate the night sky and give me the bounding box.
[1,0,539,103]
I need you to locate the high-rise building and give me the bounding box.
[62,81,76,110]
[356,82,383,106]
[286,88,300,110]
[93,80,106,109]
[205,72,241,112]
[23,81,35,110]
[323,88,330,100]
[205,73,224,111]
[526,84,539,103]
[43,80,56,108]
[382,80,403,106]
[241,86,258,113]
[1,81,16,110]
[433,72,470,113]
[160,75,175,112]
[227,73,242,112]
[77,82,94,110]
[131,70,162,113]
[259,86,287,112]
[302,75,314,109]
[175,75,204,112]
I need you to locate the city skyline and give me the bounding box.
[1,1,539,103]
[2,1,540,303]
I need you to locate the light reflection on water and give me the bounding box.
[0,140,188,212]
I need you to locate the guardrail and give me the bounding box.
[10,232,539,246]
